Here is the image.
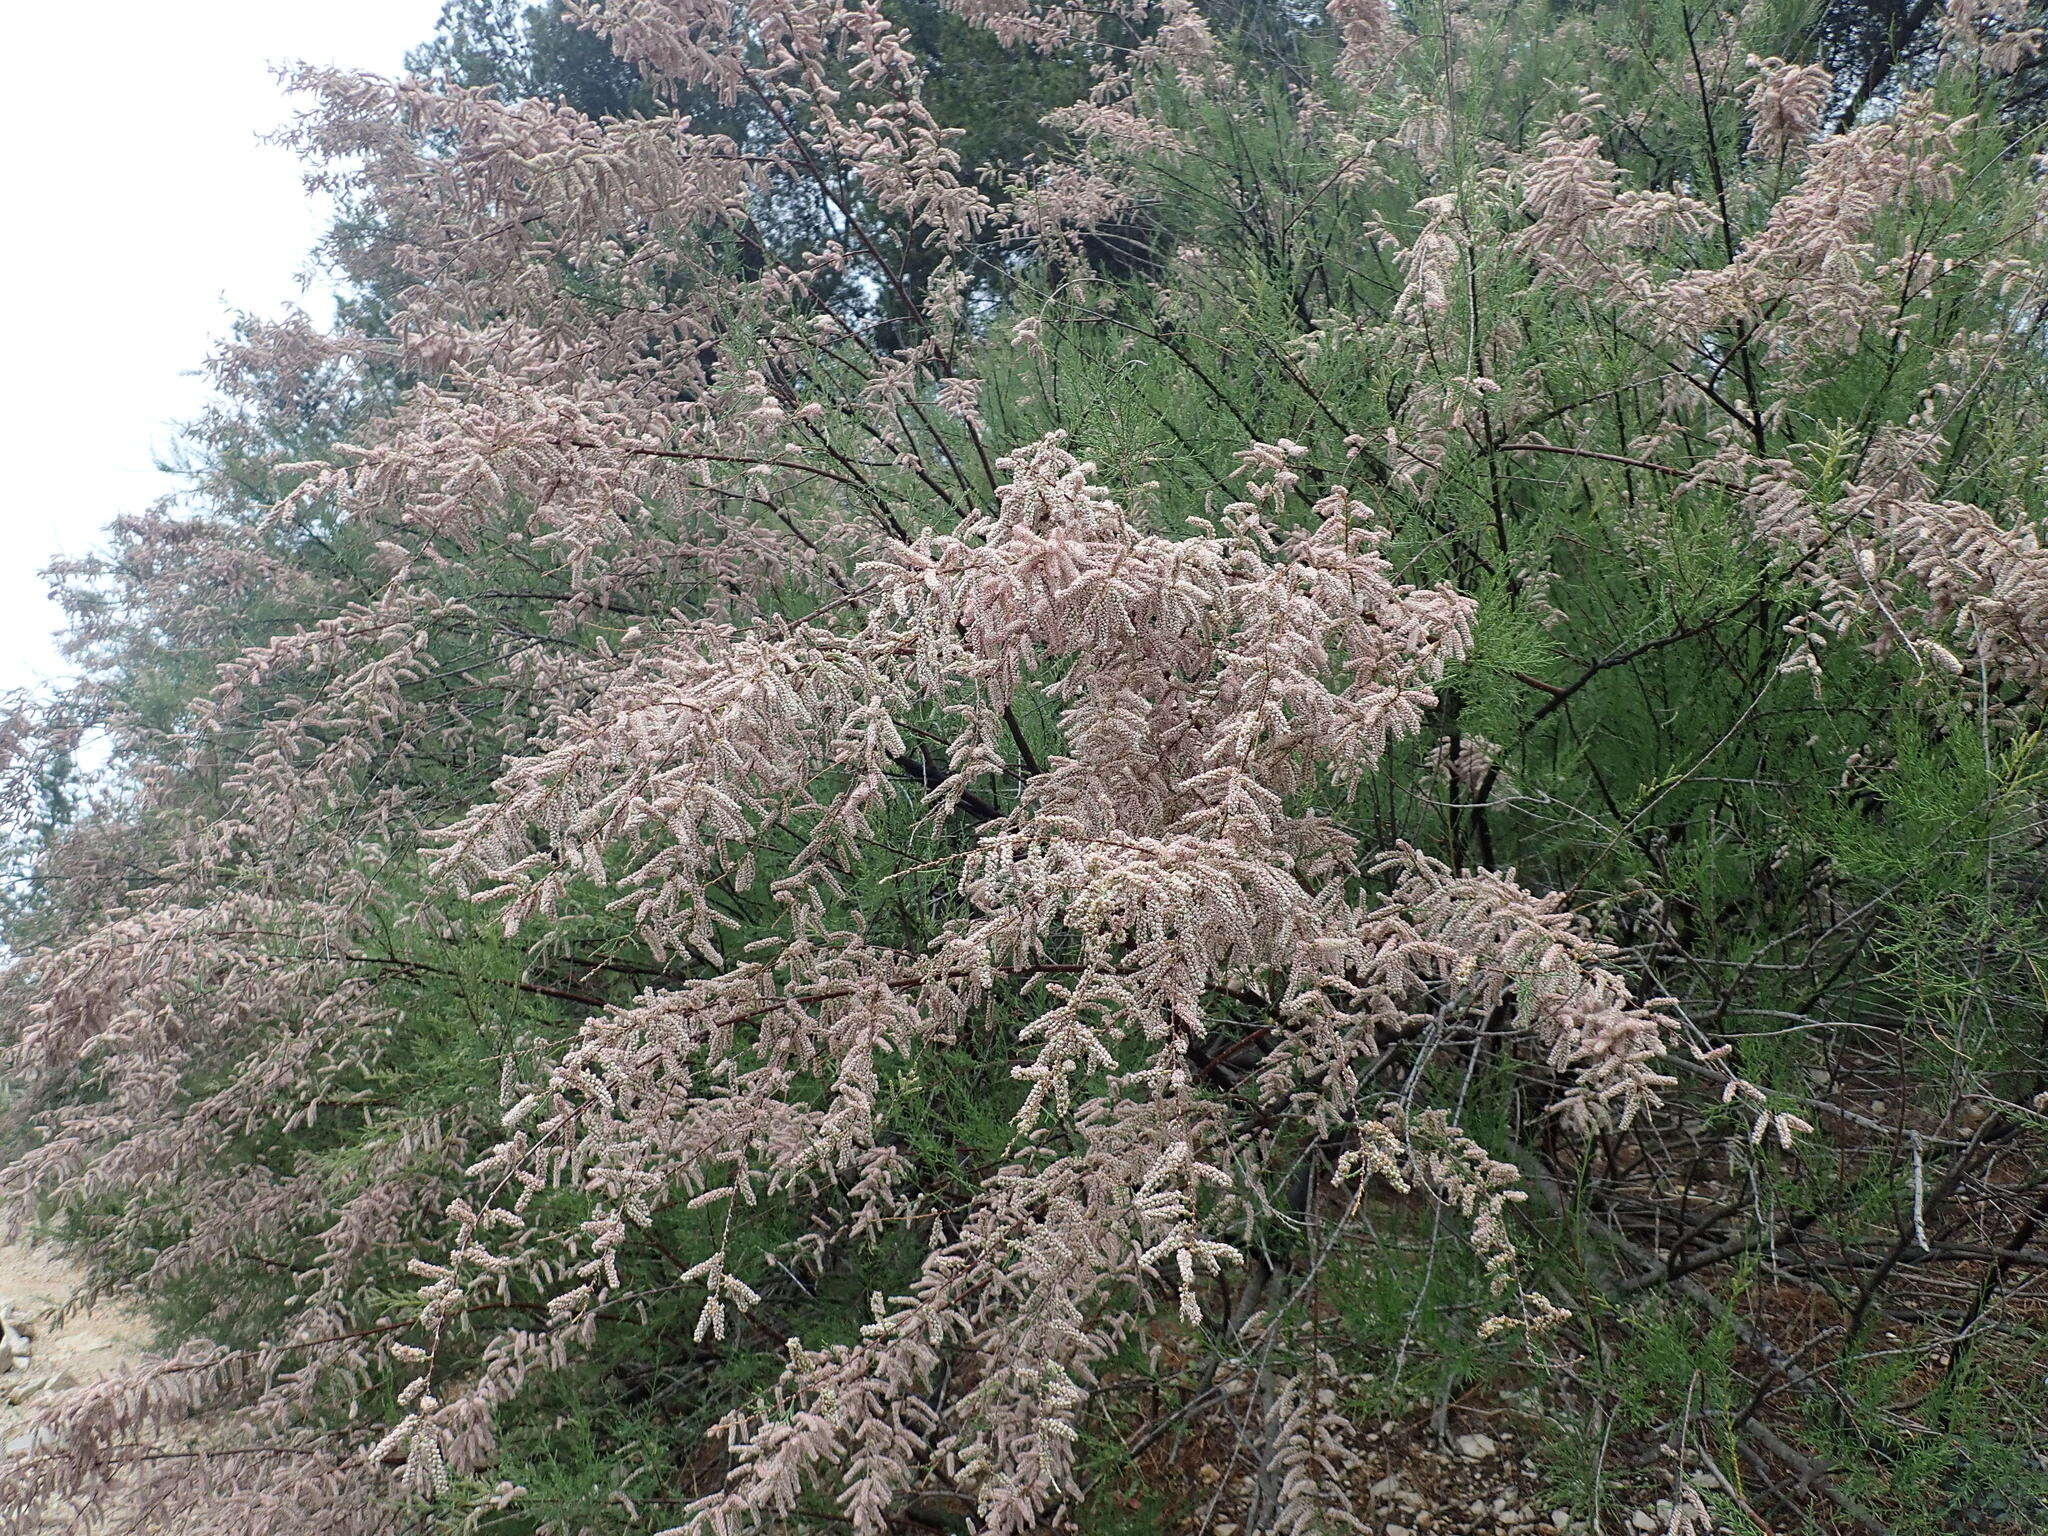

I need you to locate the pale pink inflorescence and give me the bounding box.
[400,435,1664,1532]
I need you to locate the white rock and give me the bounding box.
[4,1367,77,1406]
[0,1317,25,1374]
[1455,1432,1500,1460]
[1631,1511,1660,1532]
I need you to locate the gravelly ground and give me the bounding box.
[0,1239,150,1457]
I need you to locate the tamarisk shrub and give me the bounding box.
[9,0,2048,1532]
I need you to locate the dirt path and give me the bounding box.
[0,1239,150,1456]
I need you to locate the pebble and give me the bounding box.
[5,1369,69,1406]
[1454,1431,1499,1460]
[0,1303,31,1374]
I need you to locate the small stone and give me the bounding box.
[1386,1525,1414,1536]
[1455,1432,1500,1460]
[1371,1475,1404,1500]
[0,1311,25,1375]
[1631,1512,1660,1532]
[4,1367,77,1406]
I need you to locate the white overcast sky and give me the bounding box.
[0,1,444,693]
